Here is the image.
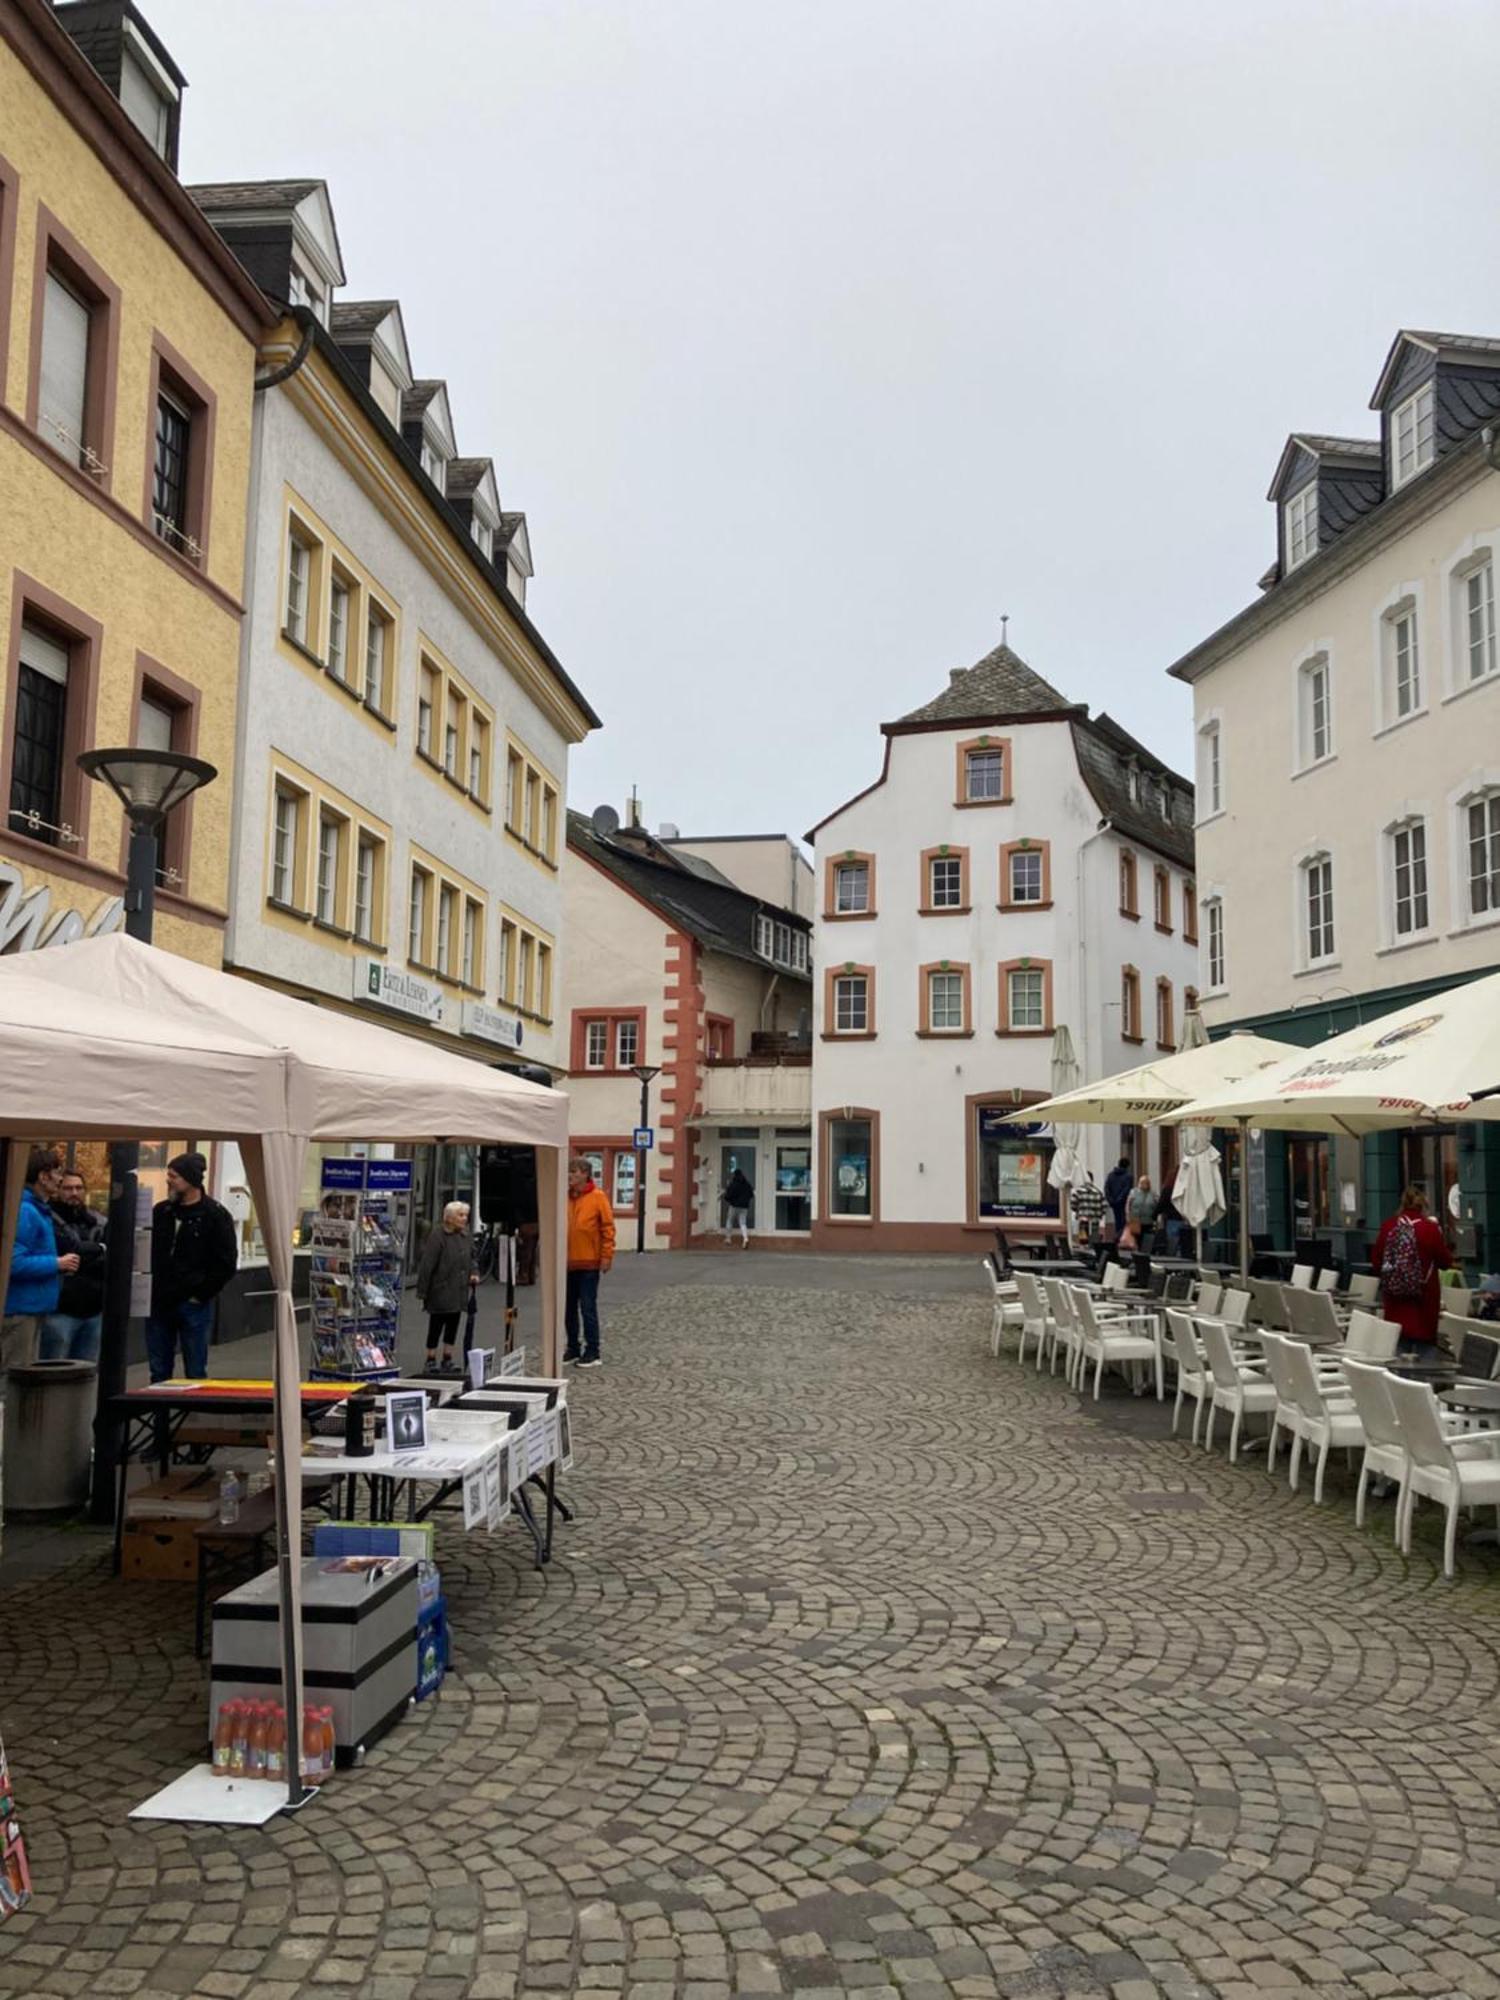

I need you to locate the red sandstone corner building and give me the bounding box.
[560,805,813,1248]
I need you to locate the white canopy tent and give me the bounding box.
[0,933,571,1808]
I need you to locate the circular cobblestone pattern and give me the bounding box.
[3,1270,1500,1998]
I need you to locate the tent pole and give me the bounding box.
[1239,1116,1251,1280]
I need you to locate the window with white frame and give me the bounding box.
[1303,854,1335,963]
[315,811,342,925]
[833,973,869,1033]
[1206,897,1225,989]
[583,1020,608,1069]
[1007,966,1045,1031]
[1463,558,1496,685]
[408,867,429,964]
[1297,654,1332,767]
[615,1017,639,1068]
[926,969,964,1032]
[833,859,869,913]
[517,933,534,1011]
[1284,485,1318,569]
[353,832,378,943]
[363,604,388,708]
[327,575,350,682]
[1156,978,1173,1048]
[1467,791,1500,919]
[964,746,1004,801]
[436,884,456,974]
[498,919,514,999]
[928,853,963,908]
[271,786,301,906]
[1198,722,1222,817]
[38,268,91,466]
[1389,819,1430,938]
[1008,847,1043,904]
[285,530,311,645]
[1383,601,1421,721]
[1390,382,1435,489]
[462,898,480,986]
[612,1151,637,1211]
[417,663,437,756]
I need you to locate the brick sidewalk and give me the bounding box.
[2,1273,1499,1998]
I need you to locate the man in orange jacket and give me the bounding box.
[565,1155,616,1367]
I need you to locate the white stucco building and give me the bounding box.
[190,179,598,1238]
[562,808,812,1248]
[807,642,1197,1253]
[1168,327,1500,1268]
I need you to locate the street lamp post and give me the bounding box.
[78,748,217,1524]
[629,1063,662,1255]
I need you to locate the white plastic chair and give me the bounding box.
[983,1260,1023,1357]
[1199,1317,1276,1460]
[1218,1286,1251,1329]
[1190,1279,1223,1315]
[1347,1272,1379,1305]
[1071,1287,1162,1401]
[1013,1270,1051,1367]
[1315,1267,1340,1294]
[1342,1309,1400,1363]
[1280,1338,1362,1503]
[1339,1359,1411,1535]
[1248,1277,1289,1328]
[1386,1374,1500,1577]
[1445,1286,1475,1320]
[1043,1277,1084,1381]
[1259,1333,1306,1480]
[1101,1262,1130,1294]
[1291,1263,1315,1290]
[1165,1309,1211,1444]
[1285,1286,1343,1347]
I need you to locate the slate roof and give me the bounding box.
[567,813,810,975]
[329,299,398,339]
[188,179,322,213]
[446,457,494,498]
[402,380,446,416]
[498,512,526,544]
[1292,433,1381,459]
[1069,713,1195,870]
[893,641,1080,727]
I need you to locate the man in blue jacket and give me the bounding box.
[3,1148,80,1382]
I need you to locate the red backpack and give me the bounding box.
[1380,1214,1427,1301]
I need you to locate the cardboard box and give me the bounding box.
[121,1517,198,1581]
[126,1471,219,1522]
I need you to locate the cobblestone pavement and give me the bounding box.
[3,1270,1500,1999]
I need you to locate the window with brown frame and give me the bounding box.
[144,335,215,567]
[131,659,200,890]
[1156,977,1174,1050]
[920,844,969,914]
[29,213,120,487]
[0,155,18,387]
[996,957,1053,1036]
[1119,849,1139,918]
[919,961,971,1036]
[826,851,875,918]
[706,1014,735,1062]
[954,734,1013,806]
[570,1008,647,1074]
[1153,864,1172,931]
[1183,880,1198,944]
[999,838,1051,909]
[823,964,875,1038]
[1121,964,1142,1041]
[3,580,102,856]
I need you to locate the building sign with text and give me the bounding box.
[354,955,444,1025]
[461,1000,523,1050]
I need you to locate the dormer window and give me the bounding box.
[472,519,493,560]
[420,436,446,493]
[1390,383,1435,488]
[119,46,172,157]
[287,262,326,324]
[1284,485,1318,570]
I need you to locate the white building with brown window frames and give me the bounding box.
[562,808,813,1248]
[808,641,1197,1253]
[187,177,597,1235]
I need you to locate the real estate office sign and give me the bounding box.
[355,955,444,1025]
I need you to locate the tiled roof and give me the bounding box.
[329,299,398,339]
[498,511,525,543]
[1070,713,1195,869]
[894,641,1078,726]
[1291,433,1381,459]
[567,814,810,974]
[445,457,493,497]
[402,379,445,415]
[187,179,322,213]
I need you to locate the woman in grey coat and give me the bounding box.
[416,1201,477,1370]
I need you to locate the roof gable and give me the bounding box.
[891,640,1079,729]
[403,379,455,453]
[1267,432,1380,503]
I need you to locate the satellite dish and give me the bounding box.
[591,803,620,839]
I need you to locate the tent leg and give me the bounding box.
[1238,1117,1251,1281]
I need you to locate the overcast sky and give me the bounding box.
[154,0,1500,845]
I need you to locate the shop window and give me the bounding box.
[823,1112,876,1221]
[1121,964,1142,1041]
[997,957,1052,1036]
[1000,839,1050,909]
[1119,849,1139,918]
[973,1102,1056,1222]
[611,1150,637,1212]
[1287,1135,1332,1240]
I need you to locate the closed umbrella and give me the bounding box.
[1170,1006,1225,1238]
[1045,1026,1086,1247]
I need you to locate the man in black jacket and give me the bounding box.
[39,1167,107,1362]
[146,1152,238,1381]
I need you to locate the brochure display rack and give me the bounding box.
[309,1159,413,1384]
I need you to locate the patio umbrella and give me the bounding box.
[1028,1027,1296,1125]
[1171,1007,1225,1235]
[1045,1026,1086,1246]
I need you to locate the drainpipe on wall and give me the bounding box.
[760,972,781,1032]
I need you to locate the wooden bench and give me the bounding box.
[193,1480,334,1657]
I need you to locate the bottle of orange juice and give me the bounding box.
[244,1702,268,1779]
[229,1701,250,1777]
[319,1707,337,1780]
[212,1700,237,1775]
[266,1706,286,1784]
[302,1705,322,1783]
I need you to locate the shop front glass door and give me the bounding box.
[720,1142,756,1228]
[774,1141,811,1233]
[1287,1136,1331,1242]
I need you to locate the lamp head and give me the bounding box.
[78,747,216,823]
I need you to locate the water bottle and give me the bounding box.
[218,1466,241,1525]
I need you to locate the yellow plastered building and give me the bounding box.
[0,0,272,966]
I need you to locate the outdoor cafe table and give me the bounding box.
[108,1378,352,1575]
[1439,1379,1500,1419]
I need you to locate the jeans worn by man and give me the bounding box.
[37,1311,103,1364]
[144,1298,215,1381]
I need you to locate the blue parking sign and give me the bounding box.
[634,1127,654,1151]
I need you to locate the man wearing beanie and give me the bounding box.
[146,1152,238,1381]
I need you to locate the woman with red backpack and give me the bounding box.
[1372,1185,1451,1349]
